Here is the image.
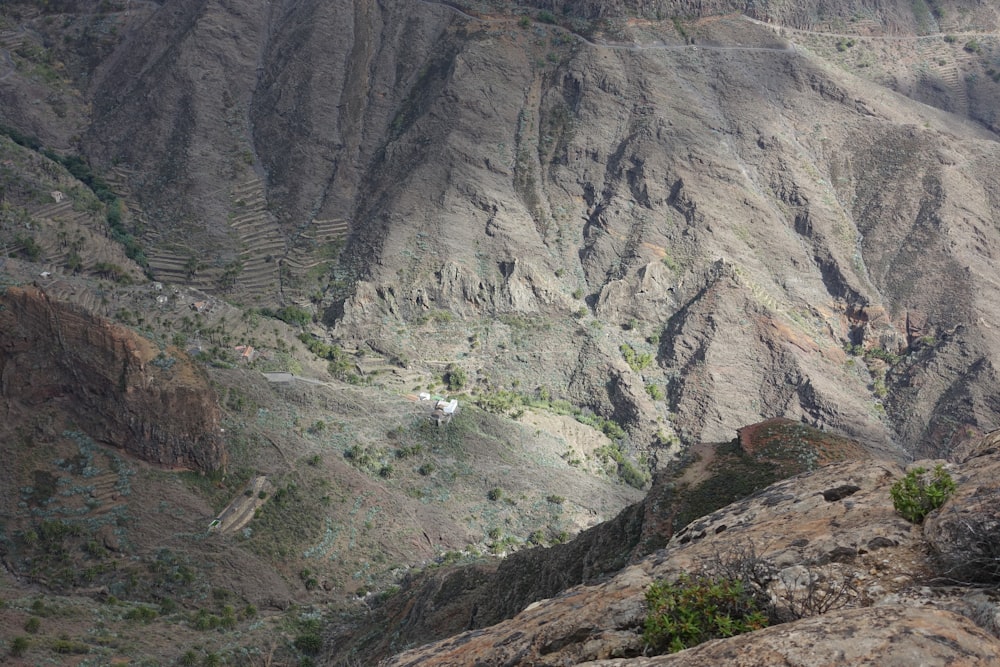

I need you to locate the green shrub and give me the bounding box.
[643,573,769,654]
[24,617,40,634]
[890,464,956,523]
[15,234,42,261]
[52,638,89,654]
[444,364,467,391]
[9,636,29,657]
[620,343,653,371]
[269,305,312,327]
[294,632,323,655]
[124,605,158,623]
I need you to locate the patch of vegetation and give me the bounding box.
[444,364,467,391]
[645,384,665,401]
[620,343,654,371]
[473,389,629,444]
[300,568,319,591]
[219,259,243,290]
[595,444,650,489]
[124,605,158,623]
[246,479,328,560]
[264,305,312,327]
[296,333,359,382]
[344,444,389,477]
[0,122,42,150]
[51,637,89,654]
[103,198,147,268]
[189,605,236,631]
[890,464,956,523]
[668,442,789,532]
[474,390,527,419]
[93,261,132,284]
[293,617,323,656]
[835,38,855,51]
[14,233,42,261]
[9,636,29,657]
[643,573,769,654]
[671,17,688,41]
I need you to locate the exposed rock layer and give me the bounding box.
[0,286,225,471]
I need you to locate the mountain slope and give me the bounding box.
[3,0,1000,460]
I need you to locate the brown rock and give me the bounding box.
[580,606,1000,667]
[0,286,225,471]
[924,449,1000,585]
[905,309,930,347]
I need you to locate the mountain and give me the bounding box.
[1,0,1000,664]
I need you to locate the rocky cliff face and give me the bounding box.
[379,433,1000,665]
[0,286,225,471]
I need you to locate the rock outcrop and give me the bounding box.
[0,286,225,471]
[379,434,1000,666]
[924,438,1000,585]
[579,606,1000,667]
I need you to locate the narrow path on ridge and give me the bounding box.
[418,0,997,54]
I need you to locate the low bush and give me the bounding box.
[890,464,956,523]
[294,631,323,656]
[9,636,29,657]
[620,343,654,371]
[643,573,769,654]
[444,364,467,391]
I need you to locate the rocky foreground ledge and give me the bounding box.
[0,285,226,471]
[382,434,1000,665]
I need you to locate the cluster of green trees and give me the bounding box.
[0,124,147,270]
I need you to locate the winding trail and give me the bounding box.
[0,48,14,82]
[742,15,996,42]
[419,0,996,55]
[416,0,796,54]
[0,28,22,82]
